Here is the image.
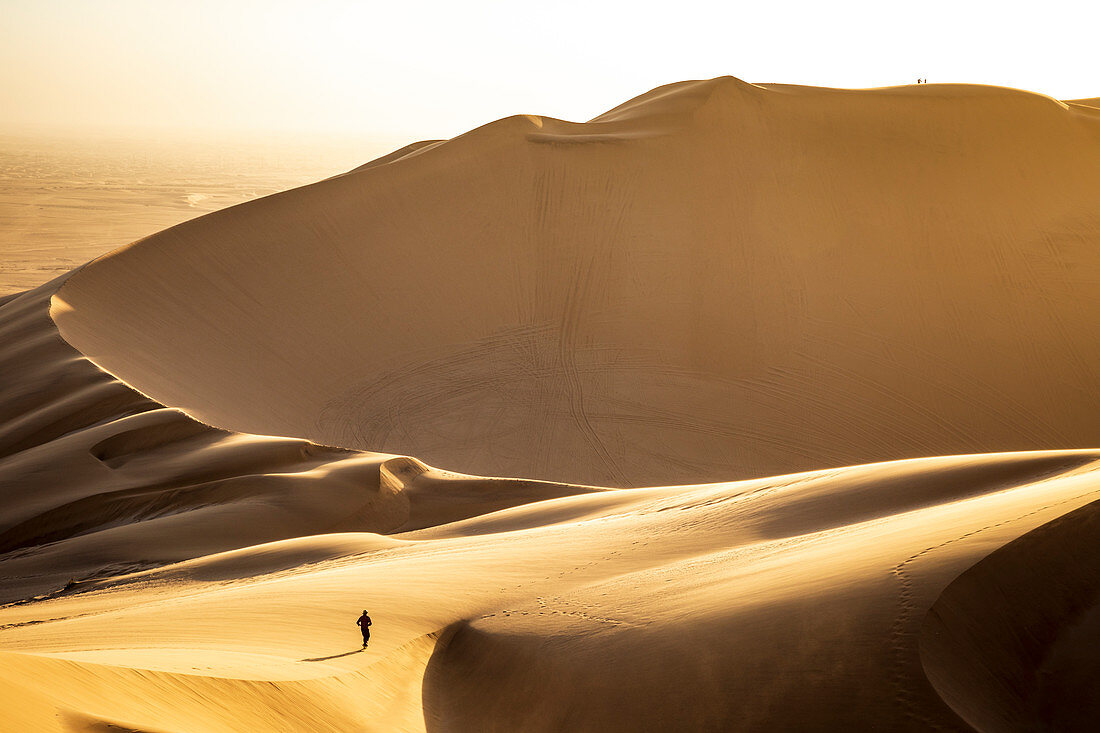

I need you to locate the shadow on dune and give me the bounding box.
[921,498,1100,732]
[299,648,367,663]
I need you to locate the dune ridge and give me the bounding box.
[1,77,1099,730]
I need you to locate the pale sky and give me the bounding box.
[2,0,1098,146]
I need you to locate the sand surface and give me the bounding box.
[2,78,1100,731]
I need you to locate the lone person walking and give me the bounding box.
[357,609,372,647]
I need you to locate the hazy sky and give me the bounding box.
[3,0,1098,146]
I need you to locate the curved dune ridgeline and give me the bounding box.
[1,77,1099,730]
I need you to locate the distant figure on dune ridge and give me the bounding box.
[357,609,372,646]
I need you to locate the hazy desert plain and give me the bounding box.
[0,132,375,296]
[1,78,1099,731]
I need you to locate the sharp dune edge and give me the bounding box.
[0,77,1097,730]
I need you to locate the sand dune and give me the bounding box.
[2,77,1100,730]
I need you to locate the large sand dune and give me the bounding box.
[54,77,1100,487]
[2,77,1100,730]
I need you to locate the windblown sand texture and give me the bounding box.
[2,77,1099,731]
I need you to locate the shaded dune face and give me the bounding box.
[54,77,1100,487]
[921,499,1100,731]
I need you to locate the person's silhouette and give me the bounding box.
[357,609,372,646]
